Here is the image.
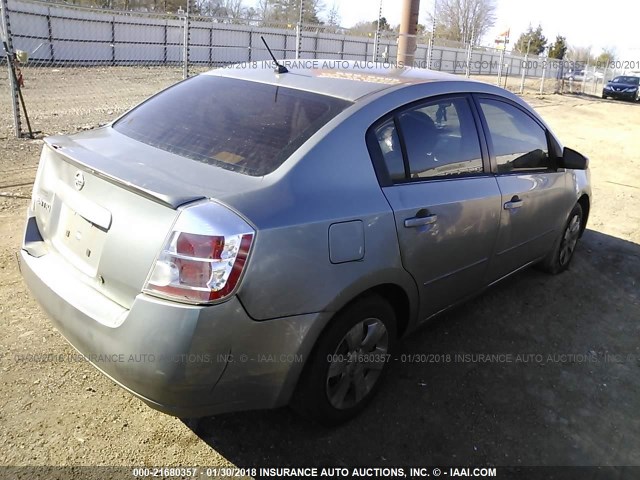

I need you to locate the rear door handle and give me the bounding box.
[504,196,524,210]
[404,214,438,228]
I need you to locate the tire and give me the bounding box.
[602,93,606,99]
[292,294,396,425]
[539,203,583,274]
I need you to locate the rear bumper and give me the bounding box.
[20,248,327,417]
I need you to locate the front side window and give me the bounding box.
[114,75,351,176]
[373,97,484,182]
[478,98,551,173]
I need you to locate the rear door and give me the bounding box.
[474,96,572,282]
[369,95,502,321]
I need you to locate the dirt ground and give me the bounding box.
[1,68,639,472]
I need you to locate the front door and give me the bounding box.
[474,96,574,282]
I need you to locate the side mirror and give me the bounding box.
[560,147,589,170]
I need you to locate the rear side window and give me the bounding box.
[478,99,551,173]
[373,96,484,182]
[114,75,351,176]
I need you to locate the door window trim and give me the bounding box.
[366,93,492,187]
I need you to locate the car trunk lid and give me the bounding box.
[28,128,259,310]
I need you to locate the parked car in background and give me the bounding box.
[20,61,591,425]
[602,75,640,101]
[564,69,594,82]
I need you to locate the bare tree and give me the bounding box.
[256,0,271,20]
[568,45,593,64]
[326,2,340,26]
[267,0,325,24]
[427,0,496,45]
[194,0,249,19]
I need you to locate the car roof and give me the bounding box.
[205,59,490,102]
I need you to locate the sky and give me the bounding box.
[321,0,640,62]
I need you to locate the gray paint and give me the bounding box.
[21,61,592,417]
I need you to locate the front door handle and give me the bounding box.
[404,214,438,228]
[504,195,524,210]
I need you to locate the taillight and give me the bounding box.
[143,201,254,304]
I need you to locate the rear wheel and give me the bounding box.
[539,203,583,274]
[292,295,396,425]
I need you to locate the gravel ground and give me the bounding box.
[1,68,639,472]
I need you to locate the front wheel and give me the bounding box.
[292,295,396,425]
[539,203,583,274]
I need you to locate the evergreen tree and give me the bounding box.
[514,24,547,56]
[548,35,568,59]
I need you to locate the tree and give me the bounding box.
[427,0,496,45]
[513,24,547,56]
[568,45,594,64]
[326,2,340,27]
[194,0,246,18]
[266,0,325,24]
[548,35,568,59]
[596,47,616,67]
[350,17,391,35]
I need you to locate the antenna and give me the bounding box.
[260,36,288,74]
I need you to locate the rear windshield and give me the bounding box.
[113,75,351,176]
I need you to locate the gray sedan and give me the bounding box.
[21,61,590,424]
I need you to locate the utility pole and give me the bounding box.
[397,0,420,67]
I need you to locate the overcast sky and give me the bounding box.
[319,0,639,61]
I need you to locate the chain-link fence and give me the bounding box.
[0,0,629,138]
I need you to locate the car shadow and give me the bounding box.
[184,229,640,467]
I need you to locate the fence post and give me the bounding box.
[1,0,21,137]
[581,59,589,94]
[182,0,190,79]
[295,0,304,60]
[496,48,506,86]
[426,36,433,69]
[111,17,115,66]
[163,21,167,65]
[539,59,547,94]
[519,52,528,94]
[208,26,213,67]
[313,30,318,60]
[46,8,55,63]
[464,43,472,77]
